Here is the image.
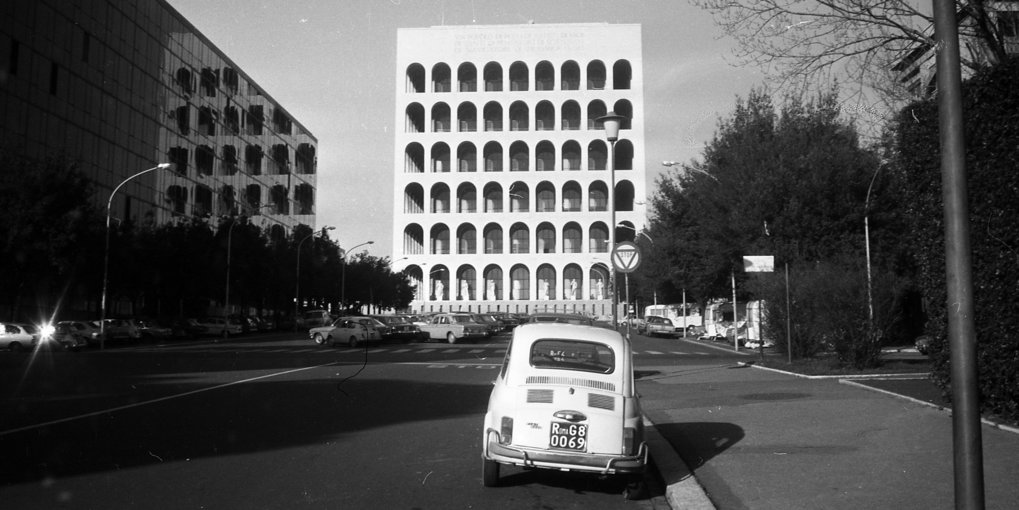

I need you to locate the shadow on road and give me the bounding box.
[0,360,493,485]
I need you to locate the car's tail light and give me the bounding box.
[500,416,513,445]
[623,427,637,455]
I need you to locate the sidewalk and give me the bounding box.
[637,361,1019,510]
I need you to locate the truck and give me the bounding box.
[643,303,703,335]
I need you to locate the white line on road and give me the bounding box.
[0,361,339,437]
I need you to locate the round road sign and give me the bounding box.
[611,242,641,273]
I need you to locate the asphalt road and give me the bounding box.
[0,330,734,509]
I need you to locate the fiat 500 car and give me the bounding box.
[481,322,647,495]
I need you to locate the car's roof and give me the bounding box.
[511,322,626,349]
[527,313,595,324]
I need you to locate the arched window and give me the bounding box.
[536,264,556,301]
[509,101,529,131]
[587,60,606,90]
[484,224,503,254]
[562,182,582,211]
[432,63,451,92]
[457,224,477,255]
[484,141,503,172]
[535,60,555,90]
[406,63,425,93]
[457,265,476,300]
[431,183,450,213]
[561,61,580,90]
[483,62,503,91]
[432,103,451,132]
[403,224,424,255]
[457,103,477,132]
[458,63,477,92]
[536,222,556,254]
[510,141,529,172]
[536,141,555,171]
[589,223,609,253]
[511,265,530,300]
[535,101,555,131]
[457,142,477,172]
[431,225,450,255]
[536,183,556,212]
[613,60,632,90]
[484,183,503,212]
[561,100,581,131]
[483,102,502,131]
[509,61,529,91]
[563,264,583,300]
[484,265,503,300]
[457,182,477,212]
[589,265,609,300]
[510,223,530,254]
[431,142,450,173]
[563,223,582,253]
[562,140,581,170]
[404,183,424,213]
[589,182,608,212]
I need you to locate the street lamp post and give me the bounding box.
[864,167,882,327]
[598,112,626,330]
[341,240,374,312]
[223,204,273,335]
[294,226,335,331]
[100,162,174,350]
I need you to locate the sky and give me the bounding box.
[167,0,762,257]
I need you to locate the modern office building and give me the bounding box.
[392,23,646,316]
[0,0,317,238]
[894,3,1018,97]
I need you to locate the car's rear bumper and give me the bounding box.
[484,431,647,475]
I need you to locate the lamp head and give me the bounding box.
[596,112,627,142]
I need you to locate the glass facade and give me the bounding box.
[0,0,316,231]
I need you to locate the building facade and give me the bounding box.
[0,0,317,237]
[392,23,646,317]
[894,2,1019,97]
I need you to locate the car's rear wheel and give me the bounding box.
[8,342,23,353]
[313,333,326,346]
[482,459,500,487]
[446,332,457,344]
[348,336,358,348]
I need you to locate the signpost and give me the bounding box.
[613,242,641,339]
[743,256,774,358]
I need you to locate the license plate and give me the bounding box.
[549,421,587,451]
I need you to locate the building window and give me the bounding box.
[510,225,529,254]
[511,265,530,300]
[563,224,582,253]
[536,265,556,301]
[245,145,263,175]
[484,225,503,254]
[196,146,215,176]
[536,224,556,253]
[200,68,218,97]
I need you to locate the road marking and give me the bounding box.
[0,362,339,437]
[440,349,460,353]
[645,350,664,355]
[390,349,411,353]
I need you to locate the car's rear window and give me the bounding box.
[529,339,615,374]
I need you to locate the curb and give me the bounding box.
[748,364,1019,436]
[643,416,715,510]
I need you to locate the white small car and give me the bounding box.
[310,317,371,347]
[481,322,647,497]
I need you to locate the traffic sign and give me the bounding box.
[611,242,641,273]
